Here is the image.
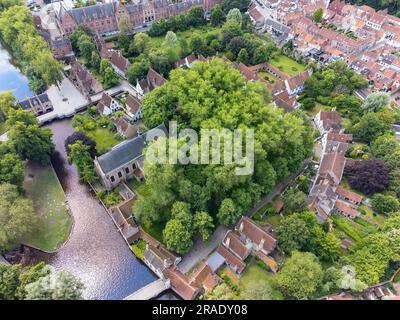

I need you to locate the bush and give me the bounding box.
[131,240,147,261]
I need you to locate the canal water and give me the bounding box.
[0,42,34,100]
[0,42,179,300]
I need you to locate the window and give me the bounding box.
[110,176,115,182]
[118,172,122,178]
[132,163,136,170]
[125,167,130,174]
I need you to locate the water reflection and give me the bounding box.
[0,42,34,100]
[28,119,157,299]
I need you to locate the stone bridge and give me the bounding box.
[124,279,170,300]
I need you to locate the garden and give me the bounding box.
[269,53,307,77]
[71,111,123,154]
[23,162,72,251]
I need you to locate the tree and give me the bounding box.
[170,201,194,234]
[0,90,17,120]
[90,51,100,71]
[371,134,399,159]
[217,198,238,225]
[163,219,193,254]
[118,15,132,34]
[282,189,308,214]
[64,131,97,158]
[130,32,150,55]
[0,183,37,250]
[8,123,54,165]
[67,141,97,183]
[362,92,390,114]
[78,34,96,62]
[330,94,361,117]
[312,8,324,23]
[0,152,24,187]
[6,108,37,127]
[0,0,22,10]
[277,214,310,254]
[241,280,272,300]
[210,4,225,26]
[202,283,236,300]
[221,0,250,13]
[236,48,249,64]
[352,111,394,144]
[274,251,323,299]
[226,8,242,24]
[189,35,206,56]
[371,193,400,215]
[164,31,178,47]
[127,59,150,84]
[194,211,214,241]
[100,59,119,87]
[25,271,84,300]
[186,6,205,27]
[0,263,21,300]
[345,159,389,195]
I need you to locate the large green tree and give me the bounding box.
[0,183,37,250]
[274,251,323,299]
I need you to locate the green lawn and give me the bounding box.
[87,127,122,155]
[332,214,377,243]
[265,215,281,227]
[239,263,273,288]
[269,54,306,77]
[141,220,165,243]
[257,71,279,84]
[23,163,72,251]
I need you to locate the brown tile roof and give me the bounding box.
[217,245,246,274]
[126,94,141,114]
[189,262,218,291]
[327,131,353,143]
[163,267,199,300]
[335,186,363,203]
[335,200,360,218]
[235,216,278,254]
[319,110,341,131]
[272,198,284,213]
[318,152,346,185]
[286,69,312,91]
[222,231,250,260]
[97,92,112,113]
[110,50,130,74]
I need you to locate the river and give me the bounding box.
[0,41,179,300]
[0,42,33,100]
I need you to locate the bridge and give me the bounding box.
[124,279,170,300]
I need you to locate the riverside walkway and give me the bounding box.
[124,279,170,300]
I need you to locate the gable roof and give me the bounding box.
[110,50,130,74]
[222,231,250,260]
[126,94,141,114]
[235,216,278,254]
[97,92,113,113]
[217,245,246,274]
[96,123,167,174]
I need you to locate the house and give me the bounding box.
[56,0,223,36]
[94,123,167,190]
[18,93,53,116]
[114,116,137,139]
[143,244,180,278]
[314,109,342,134]
[335,186,363,205]
[217,245,247,275]
[136,68,166,96]
[335,200,361,219]
[222,231,252,261]
[125,94,142,121]
[163,267,200,300]
[284,69,313,96]
[110,50,130,78]
[50,38,74,61]
[70,62,102,97]
[175,54,197,68]
[189,262,220,292]
[96,92,120,116]
[235,216,278,255]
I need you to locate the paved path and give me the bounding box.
[178,225,228,274]
[124,279,170,300]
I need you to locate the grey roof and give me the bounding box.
[265,18,290,34]
[206,252,225,272]
[18,93,50,110]
[97,123,167,174]
[69,3,116,24]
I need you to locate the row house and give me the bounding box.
[96,92,121,116]
[136,68,166,96]
[69,62,103,97]
[109,50,130,78]
[57,0,222,36]
[18,93,53,117]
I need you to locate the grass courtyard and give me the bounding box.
[269,54,306,77]
[23,162,72,251]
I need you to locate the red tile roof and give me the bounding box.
[217,245,246,274]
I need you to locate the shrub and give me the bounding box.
[131,240,147,261]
